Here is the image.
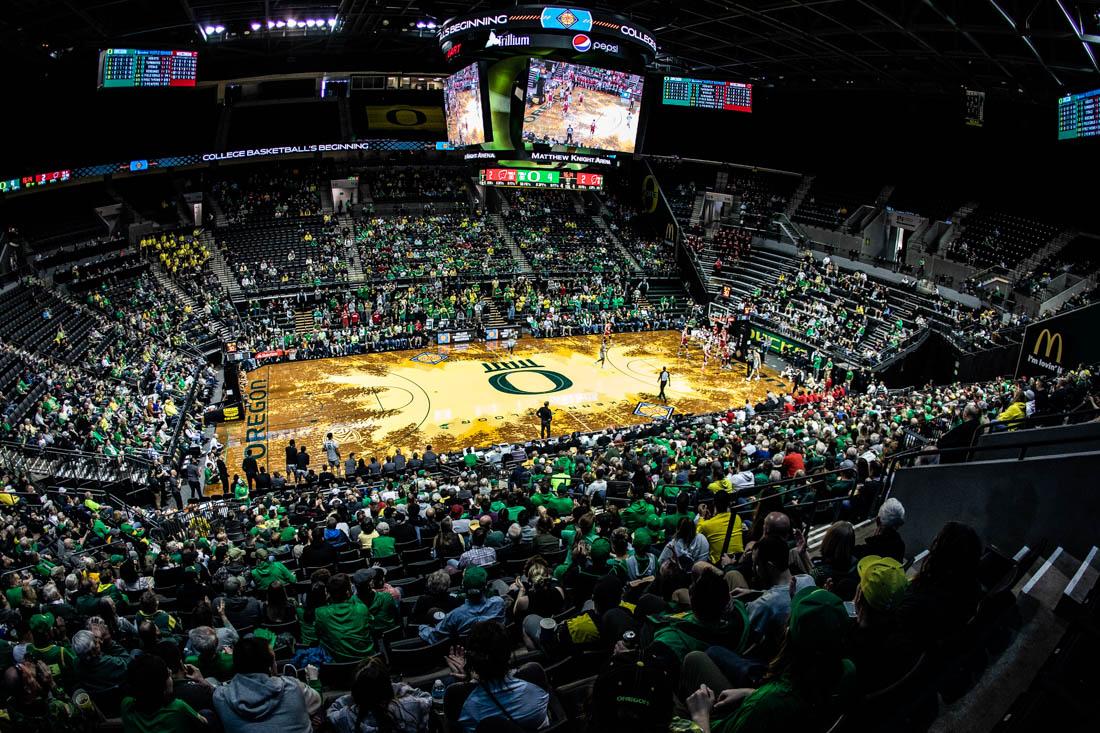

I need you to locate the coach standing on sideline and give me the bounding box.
[536,401,553,439]
[242,452,259,492]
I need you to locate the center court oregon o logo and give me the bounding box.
[482,360,574,395]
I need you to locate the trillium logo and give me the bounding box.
[572,33,592,52]
[485,30,530,47]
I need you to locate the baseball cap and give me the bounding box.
[462,565,488,591]
[29,612,55,635]
[787,587,850,655]
[590,537,612,563]
[857,555,908,611]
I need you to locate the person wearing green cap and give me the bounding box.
[620,494,657,531]
[250,548,296,590]
[650,570,749,667]
[417,565,505,644]
[623,527,657,582]
[685,587,856,733]
[314,573,376,661]
[25,612,77,691]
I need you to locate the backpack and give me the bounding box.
[589,656,674,733]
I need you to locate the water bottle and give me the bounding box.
[432,678,446,707]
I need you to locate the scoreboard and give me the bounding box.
[479,168,604,190]
[1058,87,1100,140]
[98,49,198,88]
[662,76,752,113]
[0,169,71,194]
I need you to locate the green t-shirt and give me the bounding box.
[121,696,205,733]
[185,651,234,682]
[365,591,399,635]
[714,661,856,733]
[545,495,574,516]
[251,560,296,590]
[26,644,76,688]
[315,599,376,661]
[372,535,396,558]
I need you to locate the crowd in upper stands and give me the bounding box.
[355,214,512,279]
[736,252,917,363]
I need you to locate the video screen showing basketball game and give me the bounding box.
[522,59,645,154]
[443,62,488,147]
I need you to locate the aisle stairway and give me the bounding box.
[203,230,243,301]
[488,213,532,274]
[151,261,232,342]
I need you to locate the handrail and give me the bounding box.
[976,405,1100,437]
[879,429,1100,503]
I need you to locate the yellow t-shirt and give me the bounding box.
[697,512,743,562]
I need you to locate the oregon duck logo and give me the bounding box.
[483,360,573,395]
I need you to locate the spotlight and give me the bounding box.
[306,19,316,28]
[204,25,216,34]
[416,21,426,28]
[267,20,275,28]
[427,21,437,29]
[214,25,225,33]
[287,18,297,28]
[276,20,286,28]
[328,18,337,27]
[251,22,261,31]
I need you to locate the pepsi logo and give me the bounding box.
[572,33,592,52]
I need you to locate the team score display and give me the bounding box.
[662,76,752,113]
[479,168,603,190]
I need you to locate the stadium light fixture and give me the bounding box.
[214,25,225,33]
[416,21,426,28]
[276,20,286,28]
[306,19,316,28]
[328,18,337,28]
[267,20,275,28]
[287,18,298,28]
[204,25,216,34]
[251,22,261,31]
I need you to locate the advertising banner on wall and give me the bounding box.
[1015,302,1100,377]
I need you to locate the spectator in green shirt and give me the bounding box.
[120,653,207,733]
[185,626,234,682]
[371,522,396,558]
[684,587,855,733]
[250,548,296,590]
[354,568,399,636]
[25,613,77,691]
[315,573,376,662]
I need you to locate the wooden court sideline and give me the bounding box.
[217,331,787,473]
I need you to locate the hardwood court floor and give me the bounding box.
[218,331,787,473]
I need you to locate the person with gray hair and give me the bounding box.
[72,628,132,692]
[936,401,984,463]
[854,498,906,562]
[186,625,235,681]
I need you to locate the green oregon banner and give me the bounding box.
[366,105,445,132]
[749,324,811,358]
[1015,301,1100,377]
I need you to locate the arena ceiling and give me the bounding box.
[4,0,1100,96]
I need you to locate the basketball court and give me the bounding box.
[445,88,486,147]
[218,331,787,472]
[523,87,639,152]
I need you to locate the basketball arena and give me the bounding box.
[0,2,1098,732]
